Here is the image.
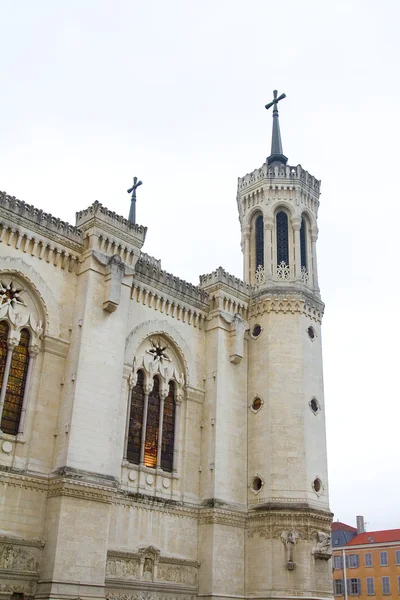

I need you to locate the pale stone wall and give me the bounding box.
[0,166,332,600]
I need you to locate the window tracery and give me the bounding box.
[144,376,161,468]
[300,217,307,270]
[161,381,175,472]
[1,329,30,435]
[127,370,145,464]
[0,274,43,437]
[124,336,184,475]
[255,215,264,269]
[276,211,289,266]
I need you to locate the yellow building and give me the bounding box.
[332,526,400,598]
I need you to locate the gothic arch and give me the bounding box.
[272,202,294,218]
[0,257,60,336]
[244,205,265,227]
[125,319,195,386]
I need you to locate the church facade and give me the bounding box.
[0,97,333,600]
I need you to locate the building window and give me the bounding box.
[127,370,145,464]
[346,553,360,568]
[364,552,373,567]
[397,575,400,594]
[334,555,343,569]
[144,376,161,468]
[0,326,31,436]
[276,211,289,265]
[366,577,374,595]
[381,576,390,595]
[396,549,400,565]
[161,380,175,472]
[380,551,388,566]
[347,578,361,595]
[255,215,264,269]
[334,579,344,596]
[300,216,307,269]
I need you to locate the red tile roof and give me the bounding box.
[346,529,400,546]
[332,521,357,533]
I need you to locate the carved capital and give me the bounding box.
[292,217,301,231]
[264,217,274,231]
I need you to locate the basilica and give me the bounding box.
[0,93,333,600]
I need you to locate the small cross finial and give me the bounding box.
[127,176,143,224]
[265,89,286,112]
[265,90,288,166]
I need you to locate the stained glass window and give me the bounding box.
[255,215,264,269]
[276,211,289,265]
[0,321,8,393]
[300,217,307,269]
[161,381,175,472]
[144,376,160,468]
[127,370,145,464]
[1,329,30,436]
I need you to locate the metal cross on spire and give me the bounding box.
[265,90,288,166]
[127,176,143,224]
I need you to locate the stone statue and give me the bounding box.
[281,530,299,570]
[312,531,332,560]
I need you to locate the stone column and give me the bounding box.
[17,345,39,435]
[243,227,250,283]
[311,229,320,292]
[264,217,274,280]
[123,373,136,460]
[292,217,302,282]
[156,390,167,468]
[0,339,18,427]
[172,395,182,472]
[140,385,152,465]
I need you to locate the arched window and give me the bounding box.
[127,370,145,464]
[300,217,307,270]
[161,381,176,472]
[255,215,264,269]
[1,328,30,436]
[144,376,160,468]
[276,211,289,265]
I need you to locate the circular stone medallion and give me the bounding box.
[2,441,13,454]
[128,470,137,481]
[146,474,154,485]
[162,478,170,489]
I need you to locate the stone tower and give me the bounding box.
[238,91,332,597]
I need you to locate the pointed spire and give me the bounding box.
[127,176,143,224]
[265,90,288,166]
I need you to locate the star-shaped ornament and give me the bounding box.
[146,339,171,363]
[0,281,26,309]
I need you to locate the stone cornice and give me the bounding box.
[249,288,324,322]
[47,478,115,503]
[107,549,199,568]
[198,507,246,528]
[0,534,45,549]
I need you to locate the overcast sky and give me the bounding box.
[1,1,399,531]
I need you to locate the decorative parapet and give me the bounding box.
[0,191,83,257]
[0,191,83,242]
[76,201,147,248]
[236,162,321,226]
[199,267,251,298]
[237,163,320,194]
[135,256,209,307]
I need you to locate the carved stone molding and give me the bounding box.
[246,507,332,540]
[47,478,115,504]
[198,507,246,528]
[249,293,324,323]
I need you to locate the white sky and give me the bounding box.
[1,1,399,531]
